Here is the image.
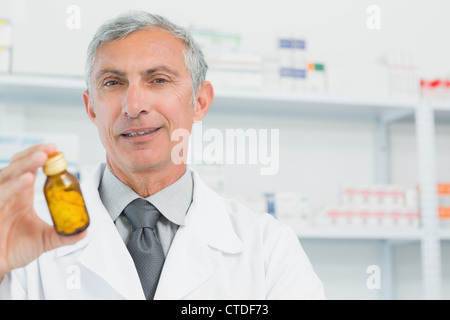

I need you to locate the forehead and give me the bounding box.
[93,28,187,74]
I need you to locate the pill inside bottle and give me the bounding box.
[43,152,90,236]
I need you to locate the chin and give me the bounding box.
[125,151,167,171]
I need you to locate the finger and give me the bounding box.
[0,153,43,184]
[0,172,33,202]
[10,143,57,163]
[0,173,34,223]
[7,143,57,174]
[0,144,57,184]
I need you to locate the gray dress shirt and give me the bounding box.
[98,165,193,257]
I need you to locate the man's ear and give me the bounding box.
[193,81,214,123]
[83,90,96,124]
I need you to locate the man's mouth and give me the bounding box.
[121,127,161,137]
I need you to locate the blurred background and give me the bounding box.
[1,0,450,299]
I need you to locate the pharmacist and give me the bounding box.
[0,11,324,300]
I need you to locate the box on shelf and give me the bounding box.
[190,28,263,90]
[314,184,420,228]
[437,183,450,228]
[341,184,413,207]
[206,53,263,90]
[306,62,326,93]
[190,28,241,57]
[277,36,308,92]
[228,191,312,227]
[420,79,450,100]
[315,204,419,228]
[386,51,419,98]
[274,192,312,227]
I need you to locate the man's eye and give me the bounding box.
[104,80,119,86]
[153,78,167,84]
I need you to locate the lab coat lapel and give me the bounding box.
[56,164,145,300]
[154,170,243,299]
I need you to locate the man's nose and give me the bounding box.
[122,83,150,119]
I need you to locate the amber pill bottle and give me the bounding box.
[43,152,90,236]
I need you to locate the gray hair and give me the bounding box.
[85,11,208,105]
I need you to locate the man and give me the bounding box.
[0,11,324,299]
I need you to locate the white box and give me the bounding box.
[275,192,312,225]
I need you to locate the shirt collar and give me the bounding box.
[98,165,192,226]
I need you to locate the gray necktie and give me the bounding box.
[123,198,165,300]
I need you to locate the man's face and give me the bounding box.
[84,28,203,176]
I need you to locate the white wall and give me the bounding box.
[2,0,450,91]
[2,0,450,300]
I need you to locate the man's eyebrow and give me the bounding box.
[95,69,126,82]
[95,67,180,82]
[142,66,180,77]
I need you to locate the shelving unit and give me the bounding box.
[0,73,417,114]
[1,73,448,299]
[295,226,450,240]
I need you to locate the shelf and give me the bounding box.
[439,228,450,240]
[0,73,419,121]
[428,98,450,111]
[0,73,85,89]
[210,88,416,121]
[291,225,450,241]
[0,73,86,107]
[292,225,422,240]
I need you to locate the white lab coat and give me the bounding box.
[0,164,325,300]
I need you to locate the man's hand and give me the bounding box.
[0,144,86,282]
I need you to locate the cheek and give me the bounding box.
[93,106,119,140]
[154,101,184,130]
[165,85,195,123]
[164,110,194,137]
